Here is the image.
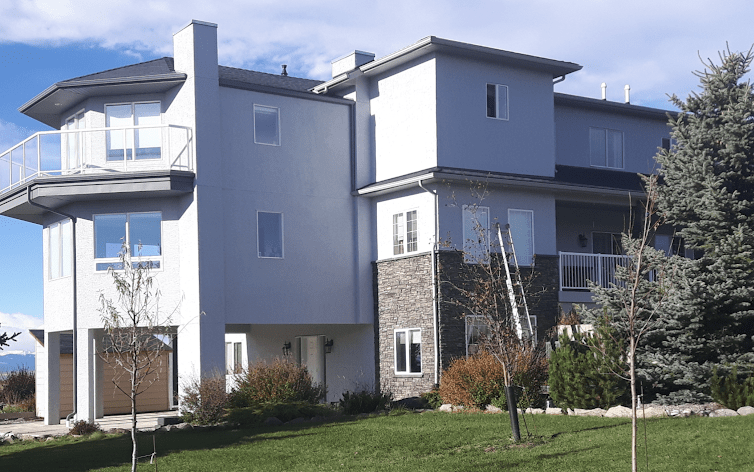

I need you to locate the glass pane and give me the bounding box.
[497,85,508,120]
[509,210,533,265]
[134,103,161,160]
[607,129,623,168]
[486,84,496,118]
[49,223,60,279]
[129,212,162,257]
[395,331,407,372]
[106,104,133,161]
[61,219,72,277]
[589,128,606,166]
[0,151,9,190]
[409,330,421,373]
[406,210,418,253]
[254,105,280,146]
[94,214,126,258]
[24,138,38,176]
[96,262,123,271]
[258,212,283,258]
[393,213,405,255]
[40,133,61,173]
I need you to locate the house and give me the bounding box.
[0,20,674,422]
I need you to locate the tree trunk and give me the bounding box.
[131,367,138,472]
[630,338,637,472]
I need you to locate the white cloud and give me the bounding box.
[0,119,35,155]
[0,311,43,355]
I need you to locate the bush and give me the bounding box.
[548,328,626,410]
[69,420,101,436]
[420,389,443,409]
[230,358,325,408]
[180,374,229,425]
[226,401,336,426]
[710,365,754,410]
[339,388,392,415]
[438,351,507,409]
[0,366,35,406]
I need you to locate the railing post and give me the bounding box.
[597,254,603,288]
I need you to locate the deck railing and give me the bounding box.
[0,124,193,195]
[559,252,632,290]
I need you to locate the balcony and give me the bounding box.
[0,124,193,195]
[0,125,194,224]
[559,251,631,291]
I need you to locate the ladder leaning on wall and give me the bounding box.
[495,223,535,343]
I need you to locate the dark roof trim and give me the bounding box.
[219,78,353,105]
[555,93,676,120]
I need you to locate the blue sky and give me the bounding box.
[0,0,752,354]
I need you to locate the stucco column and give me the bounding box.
[76,328,96,422]
[94,331,104,418]
[43,331,61,425]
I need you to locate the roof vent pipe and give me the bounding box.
[281,65,288,76]
[624,84,630,104]
[601,82,607,100]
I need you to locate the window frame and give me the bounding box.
[589,127,624,169]
[392,209,419,256]
[257,211,284,259]
[508,209,534,267]
[394,327,422,375]
[465,315,489,357]
[486,83,509,121]
[93,211,163,272]
[253,104,281,146]
[49,219,73,280]
[592,231,623,255]
[104,101,162,161]
[462,205,490,264]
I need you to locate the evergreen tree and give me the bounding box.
[0,322,20,350]
[649,47,754,402]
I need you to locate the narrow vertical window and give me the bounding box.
[395,328,421,374]
[508,209,534,266]
[254,105,280,146]
[392,210,419,256]
[590,127,623,169]
[486,84,509,120]
[463,205,490,263]
[258,211,283,258]
[49,219,72,279]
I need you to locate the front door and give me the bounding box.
[295,335,326,392]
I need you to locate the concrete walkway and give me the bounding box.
[1,411,181,439]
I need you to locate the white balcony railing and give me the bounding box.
[559,251,632,290]
[0,124,193,195]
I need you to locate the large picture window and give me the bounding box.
[49,219,72,279]
[106,102,161,161]
[462,205,489,263]
[508,209,534,266]
[395,328,421,374]
[94,212,162,271]
[392,210,418,256]
[258,211,283,258]
[486,83,509,120]
[589,127,623,168]
[254,105,280,146]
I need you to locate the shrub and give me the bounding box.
[439,351,507,408]
[710,365,754,410]
[226,401,336,426]
[180,374,229,425]
[0,366,35,406]
[339,388,392,415]
[230,358,325,408]
[548,328,626,409]
[420,389,443,409]
[69,420,101,436]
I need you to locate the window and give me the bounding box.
[225,342,243,374]
[508,209,534,266]
[94,212,162,271]
[462,205,489,263]
[49,219,72,279]
[258,211,283,258]
[593,232,623,255]
[254,105,280,146]
[106,102,161,161]
[589,127,623,168]
[486,84,509,120]
[465,316,488,356]
[654,234,696,259]
[64,111,84,171]
[392,210,418,256]
[395,328,421,374]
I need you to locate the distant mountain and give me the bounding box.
[0,353,35,373]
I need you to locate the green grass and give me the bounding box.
[2,412,753,471]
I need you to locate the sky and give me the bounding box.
[0,0,752,355]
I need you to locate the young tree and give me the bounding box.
[99,245,174,472]
[0,323,20,350]
[650,47,754,401]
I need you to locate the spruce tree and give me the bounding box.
[649,47,754,402]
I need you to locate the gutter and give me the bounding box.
[418,180,440,386]
[27,186,78,427]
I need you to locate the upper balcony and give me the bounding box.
[0,124,194,224]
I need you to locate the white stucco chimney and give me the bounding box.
[331,50,375,78]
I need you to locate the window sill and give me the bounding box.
[393,372,424,378]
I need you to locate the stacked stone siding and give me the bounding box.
[373,253,436,399]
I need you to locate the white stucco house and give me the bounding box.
[0,20,677,423]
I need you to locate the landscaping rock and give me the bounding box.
[286,417,307,424]
[485,405,503,413]
[173,423,192,430]
[525,408,545,414]
[640,407,667,418]
[545,407,563,415]
[573,408,606,417]
[438,404,453,412]
[604,406,632,418]
[264,417,283,426]
[709,409,738,417]
[737,406,754,416]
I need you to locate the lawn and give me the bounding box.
[2,411,753,471]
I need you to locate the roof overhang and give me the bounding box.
[314,36,582,94]
[19,73,187,128]
[554,93,676,120]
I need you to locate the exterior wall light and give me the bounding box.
[282,341,291,356]
[578,234,588,248]
[324,339,334,354]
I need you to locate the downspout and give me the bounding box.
[27,186,78,426]
[418,180,440,386]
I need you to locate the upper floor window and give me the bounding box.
[49,219,72,280]
[593,232,623,255]
[395,328,422,374]
[254,105,280,146]
[486,84,509,120]
[590,127,623,168]
[94,212,162,271]
[462,205,489,263]
[106,102,161,161]
[258,211,283,258]
[392,210,418,256]
[508,209,534,266]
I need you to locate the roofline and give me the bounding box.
[554,92,677,119]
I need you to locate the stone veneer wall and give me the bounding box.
[373,253,436,399]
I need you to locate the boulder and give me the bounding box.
[485,405,503,413]
[604,406,632,418]
[264,417,283,426]
[525,408,545,415]
[737,406,754,416]
[545,407,564,415]
[709,409,738,417]
[438,404,453,413]
[640,406,667,418]
[573,408,606,417]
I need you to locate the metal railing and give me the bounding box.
[559,251,632,290]
[0,124,193,195]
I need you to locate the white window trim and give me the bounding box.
[486,83,509,121]
[589,127,625,169]
[253,104,281,146]
[508,209,534,267]
[462,205,490,264]
[257,211,284,259]
[394,327,422,375]
[391,209,419,257]
[49,219,73,280]
[93,211,163,272]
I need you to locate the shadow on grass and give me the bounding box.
[0,419,358,472]
[548,420,630,439]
